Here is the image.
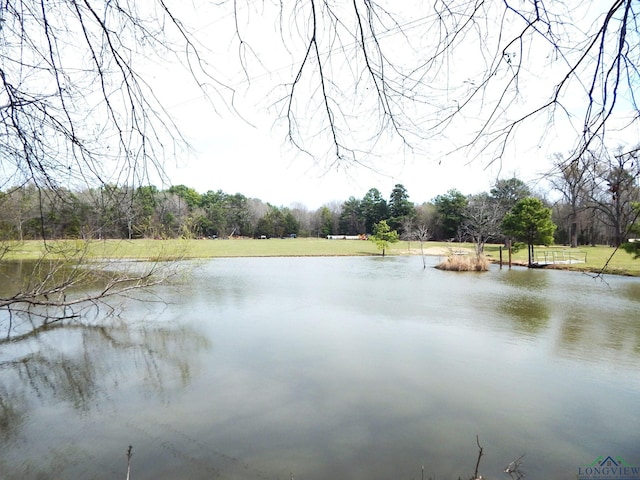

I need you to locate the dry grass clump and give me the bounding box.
[436,253,490,272]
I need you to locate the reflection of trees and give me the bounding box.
[496,270,550,333]
[621,282,640,303]
[13,343,99,411]
[558,313,586,347]
[497,269,550,291]
[496,271,640,361]
[555,310,640,362]
[497,297,550,334]
[0,311,210,442]
[0,386,28,443]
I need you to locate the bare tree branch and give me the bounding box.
[225,1,640,169]
[0,240,180,339]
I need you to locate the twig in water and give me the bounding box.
[126,445,133,480]
[504,453,526,479]
[472,435,484,479]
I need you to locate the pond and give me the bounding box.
[1,256,640,479]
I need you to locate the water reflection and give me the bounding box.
[1,257,639,480]
[555,306,640,364]
[492,269,551,334]
[0,304,210,478]
[497,297,550,334]
[621,280,640,303]
[558,311,587,346]
[497,268,550,291]
[0,387,27,442]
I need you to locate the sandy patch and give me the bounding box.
[403,246,475,256]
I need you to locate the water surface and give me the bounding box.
[1,256,639,479]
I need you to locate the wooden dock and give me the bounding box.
[532,249,587,266]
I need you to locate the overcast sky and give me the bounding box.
[161,103,543,209]
[144,1,637,210]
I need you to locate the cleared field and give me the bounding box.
[3,238,640,276]
[3,237,380,260]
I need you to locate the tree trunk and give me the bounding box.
[570,220,578,248]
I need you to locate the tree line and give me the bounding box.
[1,148,639,249]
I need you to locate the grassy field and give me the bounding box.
[480,242,640,276]
[3,238,640,276]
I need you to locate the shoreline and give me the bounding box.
[2,239,639,277]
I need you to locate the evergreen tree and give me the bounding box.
[388,184,415,232]
[502,197,557,266]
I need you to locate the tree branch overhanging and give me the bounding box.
[234,0,640,168]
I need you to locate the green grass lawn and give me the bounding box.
[3,238,640,276]
[2,237,380,260]
[482,242,640,276]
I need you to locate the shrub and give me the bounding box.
[436,254,490,271]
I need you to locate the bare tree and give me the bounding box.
[400,215,415,250]
[460,193,503,256]
[548,153,592,247]
[412,223,432,269]
[0,1,226,194]
[4,1,637,207]
[0,184,39,240]
[587,147,640,246]
[225,1,640,167]
[2,1,638,204]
